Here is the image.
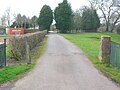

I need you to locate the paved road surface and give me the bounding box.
[1,34,120,90]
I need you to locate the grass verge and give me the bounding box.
[0,36,48,84]
[61,32,120,84]
[31,36,48,64]
[0,64,33,84]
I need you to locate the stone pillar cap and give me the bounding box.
[101,35,111,38]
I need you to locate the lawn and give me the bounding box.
[61,32,120,83]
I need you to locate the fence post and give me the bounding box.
[4,38,6,66]
[26,40,31,64]
[99,35,111,64]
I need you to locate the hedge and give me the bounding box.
[9,30,47,61]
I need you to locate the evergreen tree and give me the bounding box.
[54,0,73,33]
[93,10,100,30]
[38,5,53,32]
[81,8,100,32]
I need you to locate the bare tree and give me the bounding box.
[88,0,99,9]
[1,15,6,27]
[88,0,120,32]
[5,8,11,27]
[109,8,120,31]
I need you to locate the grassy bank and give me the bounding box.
[0,37,48,84]
[31,37,48,63]
[0,64,33,83]
[61,32,120,83]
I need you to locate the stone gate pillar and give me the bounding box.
[99,35,111,64]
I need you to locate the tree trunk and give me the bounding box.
[106,22,109,32]
[106,26,109,32]
[110,24,115,32]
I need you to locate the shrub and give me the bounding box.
[9,30,47,61]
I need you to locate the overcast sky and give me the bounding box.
[0,0,89,18]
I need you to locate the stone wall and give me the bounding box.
[24,29,39,34]
[9,30,47,61]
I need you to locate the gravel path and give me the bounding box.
[1,34,120,90]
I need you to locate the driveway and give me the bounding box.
[1,34,120,90]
